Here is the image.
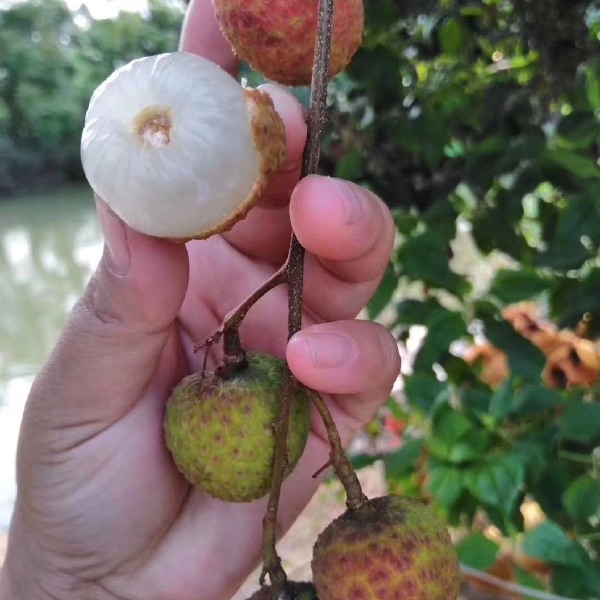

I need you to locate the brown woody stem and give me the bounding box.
[259,0,336,593]
[309,390,368,511]
[193,268,287,355]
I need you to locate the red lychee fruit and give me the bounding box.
[212,0,364,86]
[312,495,461,600]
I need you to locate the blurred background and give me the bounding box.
[0,0,186,530]
[1,1,599,598]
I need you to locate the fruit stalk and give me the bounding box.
[260,0,336,593]
[308,390,367,511]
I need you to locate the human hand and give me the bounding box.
[0,1,400,598]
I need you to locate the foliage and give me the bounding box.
[339,1,600,597]
[0,0,184,194]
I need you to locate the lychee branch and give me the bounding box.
[308,390,368,511]
[259,0,336,594]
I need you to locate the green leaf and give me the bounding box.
[523,522,588,569]
[471,204,528,258]
[350,453,380,471]
[511,385,562,418]
[456,533,500,571]
[431,405,473,446]
[544,148,600,179]
[427,404,491,464]
[552,563,600,599]
[537,192,600,271]
[395,298,446,326]
[447,429,492,464]
[423,199,458,241]
[414,309,467,371]
[403,373,446,414]
[397,231,470,297]
[335,148,364,180]
[393,209,419,237]
[556,111,600,150]
[490,269,551,304]
[550,268,600,336]
[426,463,463,506]
[465,453,525,521]
[459,387,493,414]
[561,403,600,444]
[385,439,425,480]
[489,380,514,422]
[412,110,450,168]
[367,262,397,319]
[513,440,547,477]
[584,61,600,109]
[439,17,469,56]
[563,475,600,526]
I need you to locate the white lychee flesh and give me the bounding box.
[81,52,285,240]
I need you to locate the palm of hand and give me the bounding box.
[7,9,399,597]
[15,174,397,600]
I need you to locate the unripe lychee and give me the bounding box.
[312,495,461,600]
[247,582,319,600]
[81,52,286,240]
[213,0,364,86]
[164,353,311,502]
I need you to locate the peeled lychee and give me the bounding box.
[164,353,311,503]
[247,582,319,600]
[81,52,286,240]
[213,0,364,86]
[312,495,461,600]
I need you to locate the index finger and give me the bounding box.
[179,0,239,75]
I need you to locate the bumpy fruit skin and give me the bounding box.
[312,495,461,600]
[248,582,319,600]
[164,353,311,502]
[213,0,364,86]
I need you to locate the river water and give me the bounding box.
[0,186,102,530]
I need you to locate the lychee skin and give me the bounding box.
[312,495,461,600]
[164,353,311,503]
[213,0,364,86]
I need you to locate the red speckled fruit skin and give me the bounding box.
[212,0,364,86]
[312,495,461,600]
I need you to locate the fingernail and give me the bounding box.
[302,331,355,369]
[333,179,366,226]
[97,200,130,275]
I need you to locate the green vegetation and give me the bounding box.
[0,0,184,195]
[341,2,600,597]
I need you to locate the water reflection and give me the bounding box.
[0,186,102,529]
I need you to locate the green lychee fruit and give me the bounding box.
[247,581,319,600]
[212,0,364,86]
[164,352,311,502]
[311,495,461,600]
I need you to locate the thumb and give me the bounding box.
[27,198,189,429]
